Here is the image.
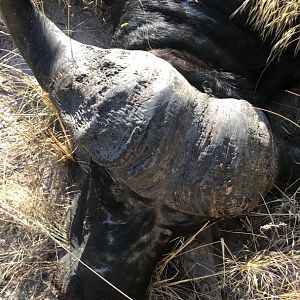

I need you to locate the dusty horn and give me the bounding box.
[0,0,278,217]
[0,0,74,90]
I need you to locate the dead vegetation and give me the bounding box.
[223,188,300,300]
[0,50,74,299]
[235,0,300,60]
[0,0,299,299]
[147,184,300,300]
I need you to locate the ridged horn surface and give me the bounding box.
[0,0,278,217]
[50,46,278,217]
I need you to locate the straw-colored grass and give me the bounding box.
[235,0,300,59]
[223,188,300,299]
[148,186,300,300]
[0,49,74,298]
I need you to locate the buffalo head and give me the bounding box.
[0,0,298,299]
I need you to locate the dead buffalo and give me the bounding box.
[0,0,299,299]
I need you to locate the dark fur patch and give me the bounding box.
[103,0,299,107]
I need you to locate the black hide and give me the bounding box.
[105,0,299,107]
[64,161,205,299]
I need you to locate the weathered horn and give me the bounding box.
[0,0,73,90]
[0,0,278,217]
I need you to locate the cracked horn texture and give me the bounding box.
[49,44,278,217]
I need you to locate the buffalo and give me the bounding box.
[0,0,299,299]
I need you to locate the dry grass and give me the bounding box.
[148,186,300,300]
[0,0,299,299]
[223,187,300,299]
[0,49,75,299]
[235,0,300,60]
